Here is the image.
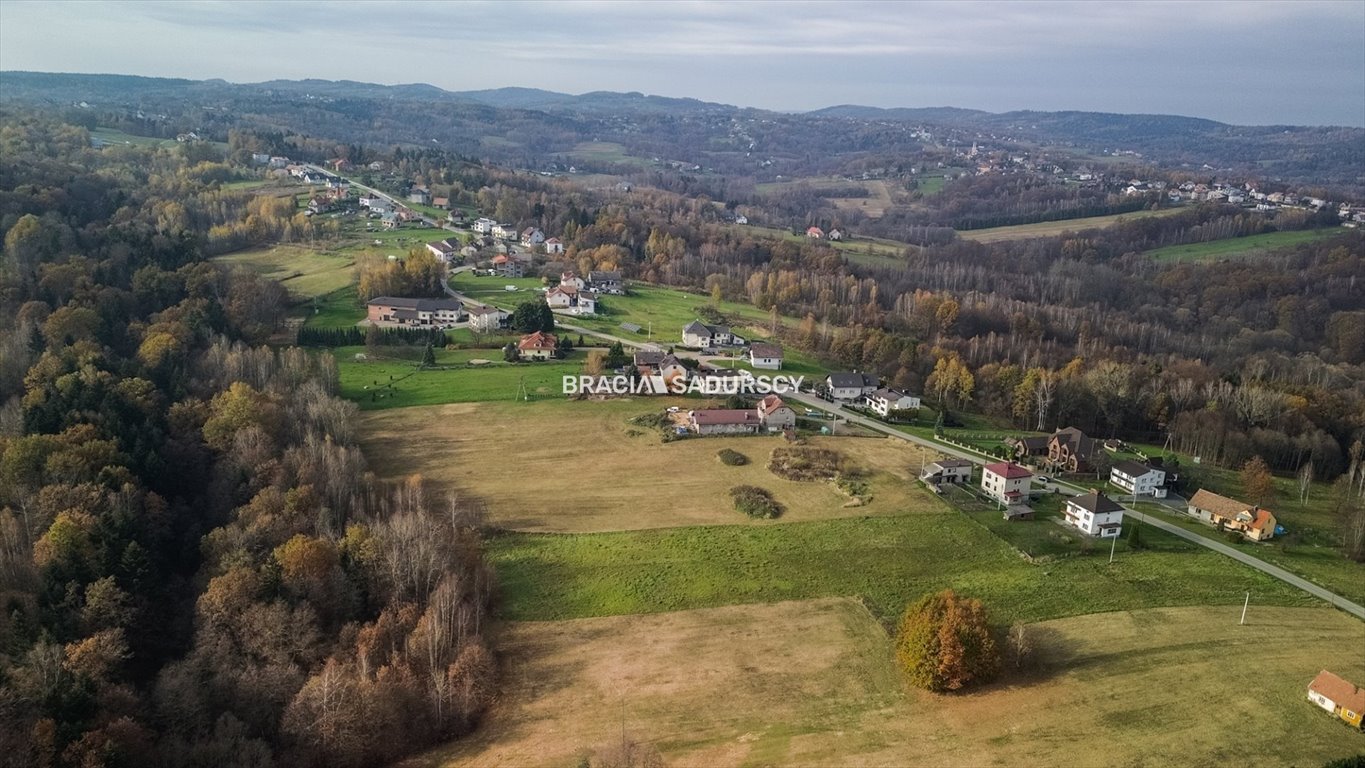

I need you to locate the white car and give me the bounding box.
[504,285,518,292]
[666,406,680,413]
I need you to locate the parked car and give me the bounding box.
[1036,476,1052,483]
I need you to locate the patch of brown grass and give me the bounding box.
[401,601,1365,768]
[357,399,940,533]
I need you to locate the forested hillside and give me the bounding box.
[0,111,494,767]
[3,72,1361,191]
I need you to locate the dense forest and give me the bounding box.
[0,112,494,767]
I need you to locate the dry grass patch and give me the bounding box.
[357,399,938,533]
[403,601,1365,768]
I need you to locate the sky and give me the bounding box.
[2,0,1363,127]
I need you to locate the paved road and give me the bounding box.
[306,165,452,230]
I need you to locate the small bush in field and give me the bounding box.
[717,448,749,466]
[730,485,782,519]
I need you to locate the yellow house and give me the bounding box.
[1308,670,1365,729]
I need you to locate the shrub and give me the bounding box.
[730,485,783,519]
[717,448,748,466]
[768,447,846,481]
[894,589,1001,692]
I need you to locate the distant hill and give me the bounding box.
[2,71,1359,189]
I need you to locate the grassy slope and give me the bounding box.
[338,346,588,410]
[215,244,356,299]
[1144,228,1345,262]
[959,207,1186,243]
[488,512,1315,626]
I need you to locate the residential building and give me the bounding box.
[588,270,624,294]
[633,349,665,370]
[544,237,565,255]
[559,272,586,291]
[825,372,879,401]
[366,297,465,327]
[432,196,450,209]
[492,223,518,240]
[517,331,558,361]
[921,459,973,486]
[425,238,461,262]
[1008,435,1050,463]
[1110,460,1167,497]
[492,254,524,278]
[981,462,1033,504]
[1186,489,1277,541]
[1047,427,1100,473]
[756,394,797,431]
[545,285,597,315]
[748,343,784,370]
[466,305,507,333]
[472,217,497,234]
[408,188,431,205]
[1063,490,1124,538]
[828,228,843,241]
[689,409,762,435]
[806,226,825,239]
[734,214,749,224]
[1307,670,1365,730]
[864,388,920,417]
[521,227,545,246]
[656,354,689,386]
[682,320,741,348]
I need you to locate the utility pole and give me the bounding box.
[1108,530,1118,564]
[1240,592,1249,625]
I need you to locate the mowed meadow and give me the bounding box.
[404,602,1365,768]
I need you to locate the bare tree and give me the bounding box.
[1033,369,1055,431]
[1297,462,1313,505]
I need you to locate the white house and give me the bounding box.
[472,217,497,235]
[921,459,973,486]
[545,286,596,315]
[521,227,545,246]
[492,223,518,240]
[981,462,1032,504]
[825,372,879,401]
[466,305,508,332]
[864,388,920,417]
[682,320,740,348]
[544,237,565,255]
[748,343,783,370]
[560,272,586,291]
[425,238,462,262]
[1110,460,1167,497]
[756,394,797,431]
[689,409,762,435]
[1063,490,1124,538]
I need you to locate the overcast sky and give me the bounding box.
[2,0,1363,126]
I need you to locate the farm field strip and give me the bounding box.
[1143,227,1346,262]
[958,207,1187,242]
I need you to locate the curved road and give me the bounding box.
[444,276,1365,619]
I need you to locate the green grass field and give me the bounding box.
[450,273,788,346]
[215,244,356,299]
[90,127,178,148]
[1144,228,1346,262]
[958,208,1187,243]
[489,512,1315,626]
[337,345,588,409]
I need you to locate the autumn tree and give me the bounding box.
[894,589,1000,692]
[1239,456,1275,506]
